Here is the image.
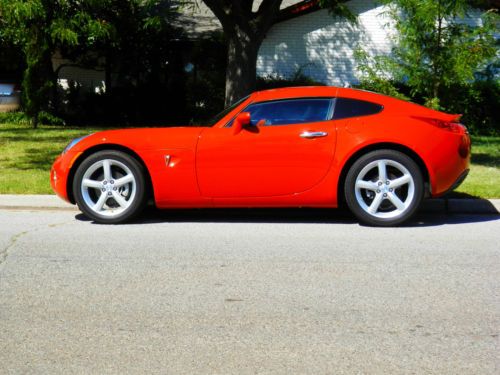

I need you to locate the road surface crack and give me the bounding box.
[0,230,28,267]
[0,221,70,268]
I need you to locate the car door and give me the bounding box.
[196,98,337,198]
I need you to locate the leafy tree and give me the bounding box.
[356,0,498,109]
[200,0,354,105]
[0,0,113,127]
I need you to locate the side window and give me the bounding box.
[332,98,383,120]
[237,98,333,126]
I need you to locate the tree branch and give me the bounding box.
[254,0,282,34]
[201,0,232,27]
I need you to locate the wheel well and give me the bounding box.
[337,143,430,207]
[66,144,155,204]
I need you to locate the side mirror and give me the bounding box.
[233,112,251,135]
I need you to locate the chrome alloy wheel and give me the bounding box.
[354,159,415,219]
[80,159,137,217]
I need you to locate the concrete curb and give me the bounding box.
[0,194,498,215]
[421,198,499,215]
[0,195,77,211]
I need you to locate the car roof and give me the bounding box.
[252,86,386,103]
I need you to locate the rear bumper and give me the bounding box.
[429,130,471,197]
[451,169,469,190]
[440,169,469,196]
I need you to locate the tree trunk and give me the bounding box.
[201,0,282,107]
[225,28,260,106]
[32,114,39,129]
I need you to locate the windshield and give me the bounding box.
[206,95,250,126]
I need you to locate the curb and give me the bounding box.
[0,195,498,215]
[421,198,499,215]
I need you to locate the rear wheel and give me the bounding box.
[344,150,424,226]
[73,150,147,224]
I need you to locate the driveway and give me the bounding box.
[1,208,499,374]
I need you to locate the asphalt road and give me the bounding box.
[1,207,499,374]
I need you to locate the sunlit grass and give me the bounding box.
[0,124,499,197]
[0,123,102,194]
[454,136,500,198]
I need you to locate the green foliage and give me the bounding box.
[38,111,65,126]
[0,0,186,127]
[0,0,114,127]
[0,111,30,125]
[354,49,409,100]
[319,0,358,23]
[0,111,64,126]
[443,80,500,135]
[355,0,499,132]
[385,0,497,104]
[257,66,324,90]
[184,33,226,123]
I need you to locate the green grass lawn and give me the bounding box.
[454,135,500,198]
[0,123,102,194]
[0,123,499,198]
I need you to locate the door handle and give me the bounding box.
[300,131,328,139]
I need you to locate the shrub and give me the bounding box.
[0,111,30,125]
[257,67,324,90]
[0,110,65,126]
[355,78,500,135]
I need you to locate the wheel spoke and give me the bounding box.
[389,174,412,189]
[93,192,108,212]
[103,160,112,181]
[388,192,405,211]
[356,180,378,191]
[112,191,128,208]
[82,178,102,189]
[81,156,139,219]
[114,174,134,187]
[368,193,384,214]
[377,161,387,182]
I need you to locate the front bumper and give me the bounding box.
[50,151,81,203]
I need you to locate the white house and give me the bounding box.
[256,0,485,86]
[257,0,393,85]
[51,0,486,93]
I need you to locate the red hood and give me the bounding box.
[72,126,205,153]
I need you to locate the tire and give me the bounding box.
[344,150,424,227]
[73,150,147,224]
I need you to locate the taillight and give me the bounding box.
[428,119,464,133]
[413,115,467,134]
[458,131,471,158]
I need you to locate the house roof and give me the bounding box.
[175,0,306,39]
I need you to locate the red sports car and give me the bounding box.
[51,86,470,226]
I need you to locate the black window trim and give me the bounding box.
[224,97,336,128]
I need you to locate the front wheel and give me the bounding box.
[73,150,147,224]
[344,150,424,226]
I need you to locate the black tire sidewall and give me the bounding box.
[73,150,147,224]
[344,150,424,227]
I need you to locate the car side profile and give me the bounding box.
[51,86,471,226]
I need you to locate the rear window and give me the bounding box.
[333,98,383,120]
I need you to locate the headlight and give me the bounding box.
[63,135,91,154]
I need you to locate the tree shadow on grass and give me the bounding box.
[8,147,60,171]
[471,153,499,168]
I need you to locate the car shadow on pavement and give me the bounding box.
[75,207,499,227]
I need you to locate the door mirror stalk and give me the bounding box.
[233,112,251,135]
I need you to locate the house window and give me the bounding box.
[332,98,383,120]
[239,98,333,126]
